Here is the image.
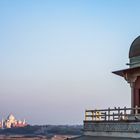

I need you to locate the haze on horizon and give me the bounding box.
[0,0,140,125]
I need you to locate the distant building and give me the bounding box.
[1,114,27,129]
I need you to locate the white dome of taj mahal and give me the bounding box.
[7,114,15,121]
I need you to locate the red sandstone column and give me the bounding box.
[130,82,135,113]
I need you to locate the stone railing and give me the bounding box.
[85,106,140,121]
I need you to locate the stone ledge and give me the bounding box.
[84,121,140,132]
[84,131,140,138]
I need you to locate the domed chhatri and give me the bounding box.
[82,36,140,139]
[129,36,140,58]
[113,36,140,109]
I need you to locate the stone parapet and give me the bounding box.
[84,121,140,138]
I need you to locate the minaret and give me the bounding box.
[113,36,140,113]
[23,119,26,124]
[1,118,4,129]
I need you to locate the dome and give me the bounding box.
[129,36,140,58]
[7,114,15,121]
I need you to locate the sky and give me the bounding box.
[0,0,140,125]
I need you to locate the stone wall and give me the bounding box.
[84,121,140,138]
[84,121,140,132]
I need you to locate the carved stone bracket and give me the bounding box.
[124,71,140,84]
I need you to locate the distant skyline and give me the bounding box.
[0,0,140,125]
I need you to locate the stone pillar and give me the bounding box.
[125,74,138,114]
[130,82,135,113]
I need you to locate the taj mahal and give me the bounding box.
[0,114,27,129]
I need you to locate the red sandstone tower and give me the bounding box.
[113,36,140,112]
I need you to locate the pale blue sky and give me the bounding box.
[0,0,140,124]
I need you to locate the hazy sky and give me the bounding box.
[0,0,140,125]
